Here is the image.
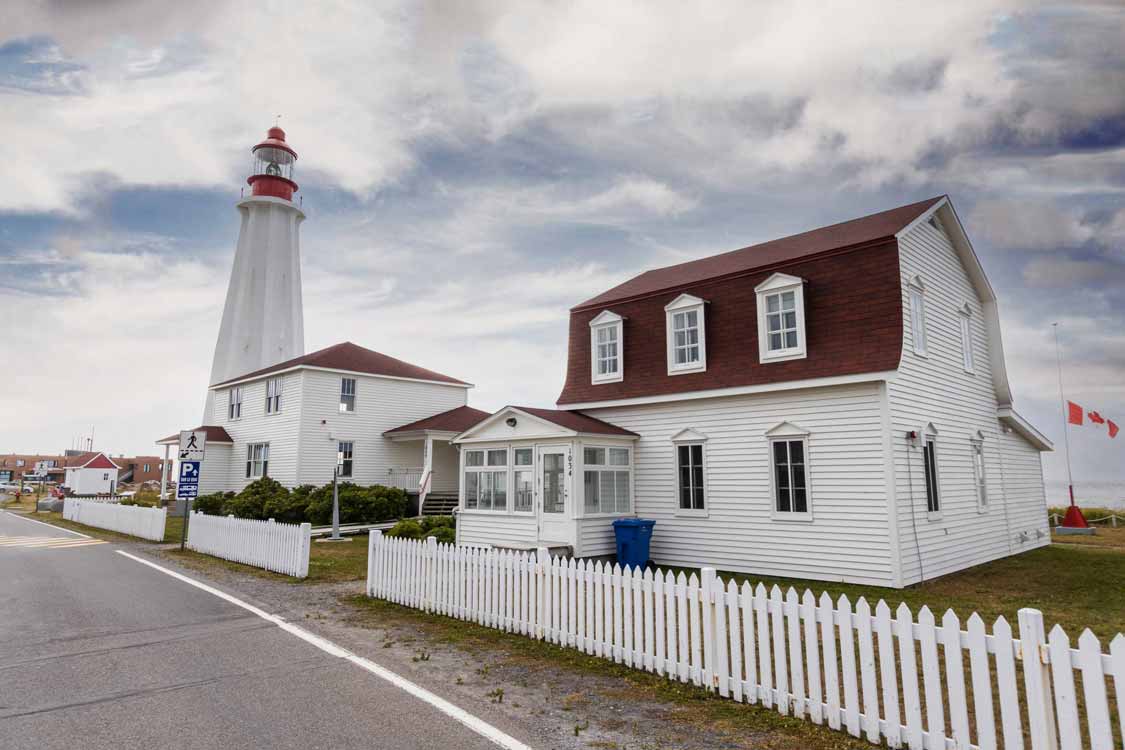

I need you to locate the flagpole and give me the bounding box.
[1052,322,1076,508]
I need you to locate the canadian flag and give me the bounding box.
[1088,411,1106,425]
[1067,401,1084,426]
[1110,420,1120,439]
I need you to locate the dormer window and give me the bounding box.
[755,273,807,363]
[589,311,624,384]
[664,294,707,375]
[909,276,928,357]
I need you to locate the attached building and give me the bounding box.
[453,196,1052,588]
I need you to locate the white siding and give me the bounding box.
[431,440,460,494]
[587,383,896,586]
[575,517,617,557]
[890,220,1048,585]
[458,512,539,548]
[198,445,231,495]
[295,370,466,487]
[216,372,306,490]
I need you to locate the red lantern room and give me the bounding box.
[247,126,298,201]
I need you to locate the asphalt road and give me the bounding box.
[0,510,523,750]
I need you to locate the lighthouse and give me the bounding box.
[205,126,306,418]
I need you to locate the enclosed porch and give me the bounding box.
[451,406,639,556]
[383,405,491,515]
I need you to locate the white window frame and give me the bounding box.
[971,432,988,512]
[339,378,356,413]
[337,441,354,478]
[266,376,283,414]
[512,447,534,513]
[664,294,707,375]
[909,276,928,357]
[755,273,807,363]
[765,421,812,521]
[921,425,940,518]
[461,447,509,513]
[589,310,624,384]
[581,445,632,517]
[670,428,708,516]
[228,387,242,420]
[959,303,974,373]
[246,443,269,479]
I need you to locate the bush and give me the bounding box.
[224,477,289,520]
[386,519,425,539]
[192,491,232,516]
[421,515,455,532]
[264,483,315,524]
[429,526,456,544]
[306,483,408,526]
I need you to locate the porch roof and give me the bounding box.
[155,425,235,446]
[383,405,492,440]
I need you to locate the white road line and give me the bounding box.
[115,550,534,750]
[0,511,91,538]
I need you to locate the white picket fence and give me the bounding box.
[367,532,1125,750]
[62,497,166,541]
[186,512,311,578]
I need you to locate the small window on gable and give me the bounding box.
[921,424,940,516]
[589,311,624,384]
[909,276,928,357]
[971,432,987,511]
[755,273,807,363]
[959,303,974,373]
[664,294,707,375]
[339,378,356,413]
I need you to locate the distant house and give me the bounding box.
[63,452,121,495]
[112,456,171,485]
[453,196,1053,588]
[0,454,64,484]
[158,342,483,512]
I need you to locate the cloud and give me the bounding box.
[1022,256,1125,287]
[969,199,1093,251]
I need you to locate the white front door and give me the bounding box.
[537,446,571,544]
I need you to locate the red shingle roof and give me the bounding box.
[384,406,492,435]
[514,407,638,436]
[156,426,235,445]
[575,196,944,310]
[65,452,120,470]
[211,342,470,388]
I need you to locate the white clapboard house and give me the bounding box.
[453,196,1053,587]
[159,342,486,513]
[62,451,121,495]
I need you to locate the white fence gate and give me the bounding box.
[186,512,311,578]
[62,497,166,541]
[367,532,1125,750]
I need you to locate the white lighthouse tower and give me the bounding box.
[205,126,306,418]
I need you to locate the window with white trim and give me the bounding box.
[959,306,974,373]
[676,443,705,510]
[228,387,242,420]
[583,447,631,514]
[266,376,283,413]
[971,437,988,510]
[755,273,807,362]
[772,438,809,515]
[513,448,533,512]
[463,448,508,511]
[339,378,356,412]
[909,277,928,356]
[337,441,353,478]
[665,294,706,374]
[590,311,624,384]
[246,443,269,478]
[922,435,940,514]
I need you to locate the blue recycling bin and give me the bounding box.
[613,518,655,569]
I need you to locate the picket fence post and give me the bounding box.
[536,546,549,640]
[1019,608,1060,750]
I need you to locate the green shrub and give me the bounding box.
[306,483,408,526]
[225,477,289,520]
[429,526,456,544]
[421,515,455,532]
[264,483,315,524]
[192,491,231,516]
[386,518,425,539]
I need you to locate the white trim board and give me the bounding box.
[211,364,474,391]
[559,371,897,410]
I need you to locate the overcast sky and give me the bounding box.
[1,1,1123,492]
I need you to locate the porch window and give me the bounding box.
[339,378,356,412]
[246,443,269,478]
[338,441,353,478]
[583,447,631,514]
[513,448,533,512]
[228,387,242,420]
[677,443,705,511]
[266,376,283,413]
[463,449,508,511]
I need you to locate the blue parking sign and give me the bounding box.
[177,460,201,500]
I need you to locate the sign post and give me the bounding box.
[177,430,207,550]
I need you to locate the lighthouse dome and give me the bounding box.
[248,126,298,200]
